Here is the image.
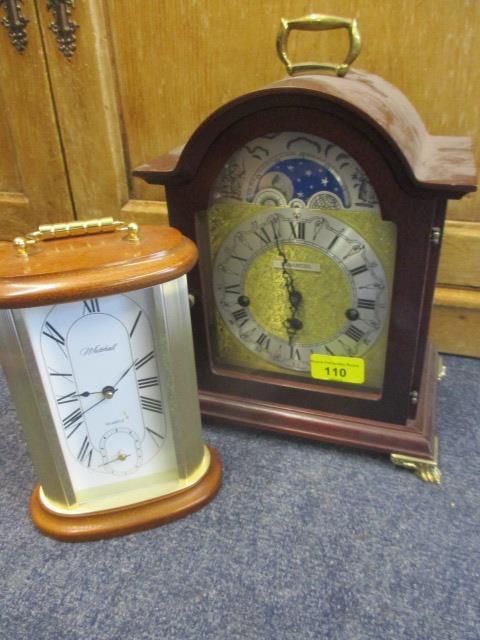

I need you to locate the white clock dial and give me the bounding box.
[213,207,388,373]
[21,290,177,494]
[210,131,380,213]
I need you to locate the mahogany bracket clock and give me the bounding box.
[134,15,476,482]
[0,218,222,540]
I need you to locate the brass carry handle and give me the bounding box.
[276,14,361,77]
[13,217,140,256]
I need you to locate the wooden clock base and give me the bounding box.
[199,346,442,482]
[30,446,222,542]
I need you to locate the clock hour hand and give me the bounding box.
[75,390,103,398]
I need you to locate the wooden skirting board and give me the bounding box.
[116,202,479,357]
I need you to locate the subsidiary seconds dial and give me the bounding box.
[213,208,388,373]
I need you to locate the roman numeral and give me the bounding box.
[256,333,271,350]
[83,298,100,313]
[350,265,369,277]
[57,392,78,405]
[231,254,247,263]
[271,221,280,240]
[135,351,154,370]
[77,436,93,466]
[345,325,365,342]
[290,346,301,360]
[254,227,271,244]
[147,428,164,440]
[129,310,142,337]
[328,234,341,251]
[50,371,73,380]
[137,376,158,389]
[224,283,241,295]
[357,298,375,310]
[63,408,83,435]
[43,322,65,346]
[325,345,334,355]
[140,396,163,414]
[232,308,249,327]
[289,221,306,240]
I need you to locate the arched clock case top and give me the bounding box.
[134,70,476,466]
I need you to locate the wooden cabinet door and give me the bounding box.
[32,0,167,226]
[0,1,74,240]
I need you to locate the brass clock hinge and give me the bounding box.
[430,227,442,245]
[391,437,441,484]
[409,390,418,405]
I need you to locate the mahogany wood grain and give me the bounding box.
[199,346,438,460]
[134,69,475,457]
[30,446,222,542]
[0,225,197,309]
[134,71,477,195]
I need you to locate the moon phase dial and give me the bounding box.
[211,131,380,213]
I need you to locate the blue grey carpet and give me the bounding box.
[0,355,479,640]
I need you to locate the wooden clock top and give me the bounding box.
[134,69,476,197]
[0,223,197,308]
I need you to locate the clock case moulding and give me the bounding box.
[134,69,476,470]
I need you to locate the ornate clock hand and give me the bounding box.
[274,235,303,344]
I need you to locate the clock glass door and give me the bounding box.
[17,287,179,507]
[199,132,397,395]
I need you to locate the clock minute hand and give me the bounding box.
[76,362,138,419]
[77,361,139,418]
[113,360,137,388]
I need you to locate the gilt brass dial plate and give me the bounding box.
[203,203,395,391]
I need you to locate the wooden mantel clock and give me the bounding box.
[0,218,222,541]
[134,15,476,482]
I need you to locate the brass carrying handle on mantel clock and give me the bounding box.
[13,217,140,256]
[276,13,361,77]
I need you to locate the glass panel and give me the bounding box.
[151,277,205,479]
[200,132,396,395]
[15,287,180,511]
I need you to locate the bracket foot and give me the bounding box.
[391,438,441,484]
